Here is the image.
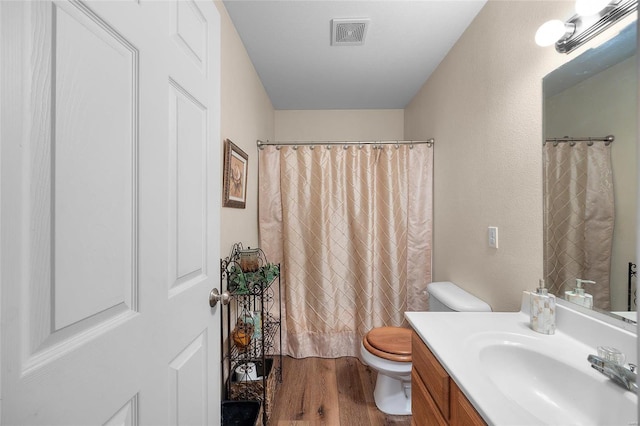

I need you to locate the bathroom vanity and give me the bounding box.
[411,331,485,425]
[406,293,637,425]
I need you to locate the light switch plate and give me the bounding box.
[488,226,498,248]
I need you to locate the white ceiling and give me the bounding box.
[223,0,487,110]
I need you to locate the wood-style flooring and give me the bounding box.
[268,356,412,426]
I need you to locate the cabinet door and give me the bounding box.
[411,369,447,426]
[412,332,450,419]
[450,382,487,426]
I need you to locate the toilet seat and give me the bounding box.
[362,326,412,363]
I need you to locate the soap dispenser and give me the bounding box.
[565,279,595,309]
[530,279,556,335]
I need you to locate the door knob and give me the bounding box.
[209,288,232,307]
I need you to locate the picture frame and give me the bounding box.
[223,139,248,208]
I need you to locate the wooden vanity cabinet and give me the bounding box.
[411,332,486,426]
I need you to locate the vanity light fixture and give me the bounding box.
[535,20,576,47]
[535,0,638,53]
[575,0,613,16]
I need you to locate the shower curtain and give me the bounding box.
[259,143,432,358]
[543,142,614,310]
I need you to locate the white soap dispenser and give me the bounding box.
[565,279,595,309]
[530,279,556,335]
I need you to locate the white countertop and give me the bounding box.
[405,302,638,426]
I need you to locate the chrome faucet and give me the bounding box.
[588,354,638,393]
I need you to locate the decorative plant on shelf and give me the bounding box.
[228,263,280,294]
[260,263,280,283]
[228,264,249,294]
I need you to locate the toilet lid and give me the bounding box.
[363,326,411,362]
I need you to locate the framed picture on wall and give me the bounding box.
[223,139,248,209]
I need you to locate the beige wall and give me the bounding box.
[275,109,404,141]
[404,0,634,311]
[215,1,275,253]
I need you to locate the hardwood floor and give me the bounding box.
[268,356,412,426]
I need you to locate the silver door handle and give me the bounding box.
[209,288,232,307]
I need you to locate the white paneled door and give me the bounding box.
[1,1,221,424]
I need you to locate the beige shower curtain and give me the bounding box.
[259,143,432,358]
[544,142,614,310]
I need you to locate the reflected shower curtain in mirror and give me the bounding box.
[544,142,614,310]
[259,144,432,358]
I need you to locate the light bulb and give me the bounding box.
[535,20,567,47]
[575,0,611,16]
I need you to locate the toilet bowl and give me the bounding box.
[360,281,491,416]
[360,326,413,415]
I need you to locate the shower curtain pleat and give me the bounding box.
[259,144,432,358]
[544,142,614,310]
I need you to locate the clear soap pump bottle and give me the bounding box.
[530,279,555,335]
[565,278,595,309]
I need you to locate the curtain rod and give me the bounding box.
[257,139,434,149]
[544,135,614,146]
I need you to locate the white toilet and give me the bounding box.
[360,281,492,416]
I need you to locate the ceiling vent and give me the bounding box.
[331,18,369,46]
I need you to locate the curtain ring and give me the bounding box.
[326,145,331,150]
[410,142,414,149]
[395,142,399,149]
[358,143,363,149]
[587,140,594,146]
[309,145,315,150]
[276,145,281,150]
[569,141,576,147]
[343,145,349,150]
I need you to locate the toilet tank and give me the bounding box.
[427,281,492,312]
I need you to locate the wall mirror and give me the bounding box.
[543,20,637,323]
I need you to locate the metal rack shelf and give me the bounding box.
[221,243,282,426]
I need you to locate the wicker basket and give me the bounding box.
[228,358,278,422]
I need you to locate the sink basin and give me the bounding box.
[406,297,638,425]
[473,333,637,425]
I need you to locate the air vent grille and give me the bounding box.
[331,18,369,46]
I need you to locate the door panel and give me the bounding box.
[168,332,208,425]
[54,0,137,331]
[172,0,208,72]
[169,80,207,293]
[0,1,221,424]
[104,396,139,426]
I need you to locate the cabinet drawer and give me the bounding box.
[412,331,450,419]
[450,382,487,426]
[411,369,447,426]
